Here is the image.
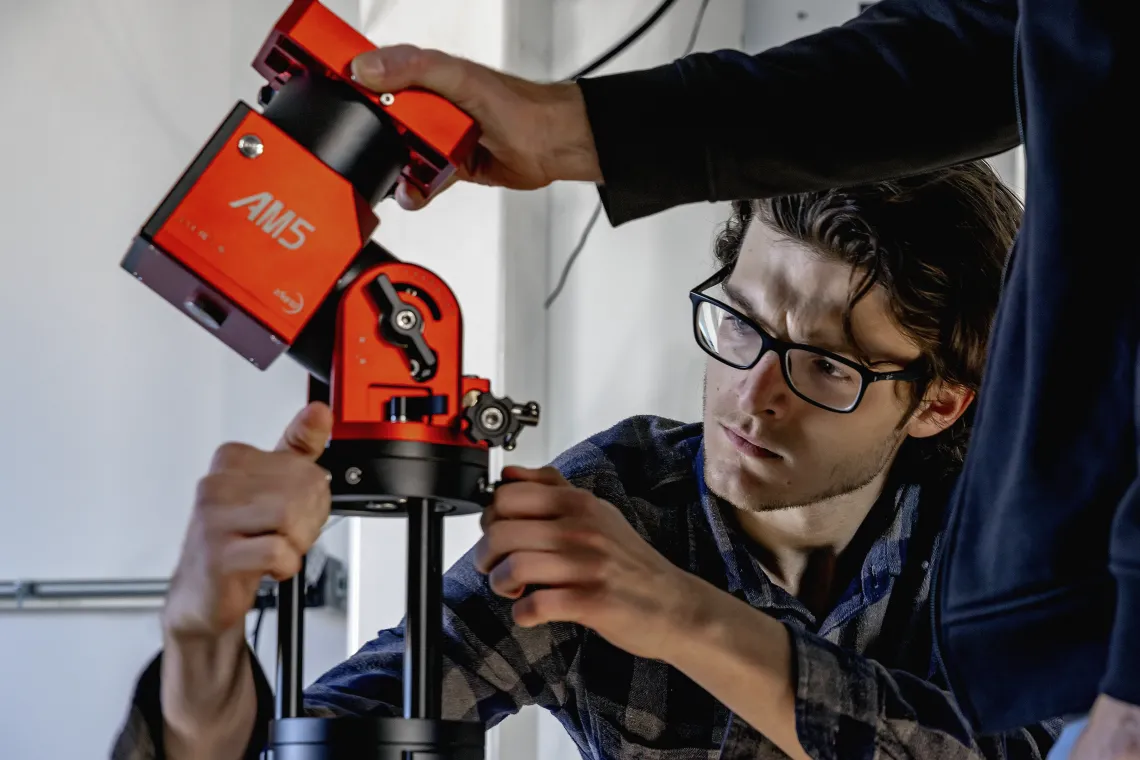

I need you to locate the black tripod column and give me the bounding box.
[276,555,306,719]
[405,498,443,719]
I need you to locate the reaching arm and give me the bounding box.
[349,0,1018,221]
[666,574,1059,760]
[577,0,1021,224]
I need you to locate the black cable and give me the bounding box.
[544,203,604,309]
[682,0,712,54]
[561,0,682,82]
[545,0,712,310]
[252,605,266,653]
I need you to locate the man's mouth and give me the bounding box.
[721,424,782,460]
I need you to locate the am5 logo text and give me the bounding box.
[229,192,315,250]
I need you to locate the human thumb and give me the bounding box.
[274,401,333,460]
[351,44,474,108]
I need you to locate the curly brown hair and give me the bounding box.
[713,160,1022,478]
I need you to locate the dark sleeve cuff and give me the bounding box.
[120,646,276,760]
[1101,568,1140,706]
[576,63,712,226]
[785,624,882,760]
[717,624,883,760]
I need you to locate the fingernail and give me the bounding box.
[394,183,413,209]
[395,182,426,210]
[352,51,386,82]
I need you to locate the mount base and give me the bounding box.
[269,716,484,759]
[318,438,490,517]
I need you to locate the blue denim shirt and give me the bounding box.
[114,415,1059,759]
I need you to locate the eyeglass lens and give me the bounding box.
[695,300,863,411]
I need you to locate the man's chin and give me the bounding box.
[705,461,797,513]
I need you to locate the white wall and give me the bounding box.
[545,0,745,462]
[0,2,355,757]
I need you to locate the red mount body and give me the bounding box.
[253,0,479,198]
[331,259,489,448]
[120,1,532,485]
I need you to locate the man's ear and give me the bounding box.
[905,382,975,440]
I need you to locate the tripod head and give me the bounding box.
[120,2,539,756]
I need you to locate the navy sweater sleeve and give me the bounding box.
[576,0,1020,226]
[935,0,1140,728]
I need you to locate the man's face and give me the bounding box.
[702,221,925,513]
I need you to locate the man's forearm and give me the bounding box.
[161,628,257,760]
[663,575,809,760]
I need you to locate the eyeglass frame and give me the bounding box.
[688,266,927,414]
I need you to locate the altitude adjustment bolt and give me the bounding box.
[463,391,541,450]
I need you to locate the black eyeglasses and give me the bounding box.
[689,267,925,413]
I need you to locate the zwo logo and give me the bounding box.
[229,192,315,250]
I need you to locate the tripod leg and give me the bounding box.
[405,498,443,719]
[276,555,306,719]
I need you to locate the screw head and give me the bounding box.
[379,93,395,106]
[345,467,362,485]
[237,134,264,158]
[395,309,417,330]
[480,406,505,431]
[362,501,397,512]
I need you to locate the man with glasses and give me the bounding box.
[114,160,1059,760]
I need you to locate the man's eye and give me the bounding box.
[725,315,749,333]
[812,357,855,382]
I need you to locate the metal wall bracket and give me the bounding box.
[0,555,348,614]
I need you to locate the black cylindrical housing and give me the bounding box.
[287,240,399,384]
[263,72,408,207]
[268,716,484,759]
[316,438,490,517]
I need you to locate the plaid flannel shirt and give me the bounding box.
[112,415,1060,759]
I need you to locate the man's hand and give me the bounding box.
[1072,694,1140,760]
[159,402,333,757]
[163,401,334,641]
[473,465,699,661]
[350,45,602,209]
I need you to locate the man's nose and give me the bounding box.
[736,351,791,417]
